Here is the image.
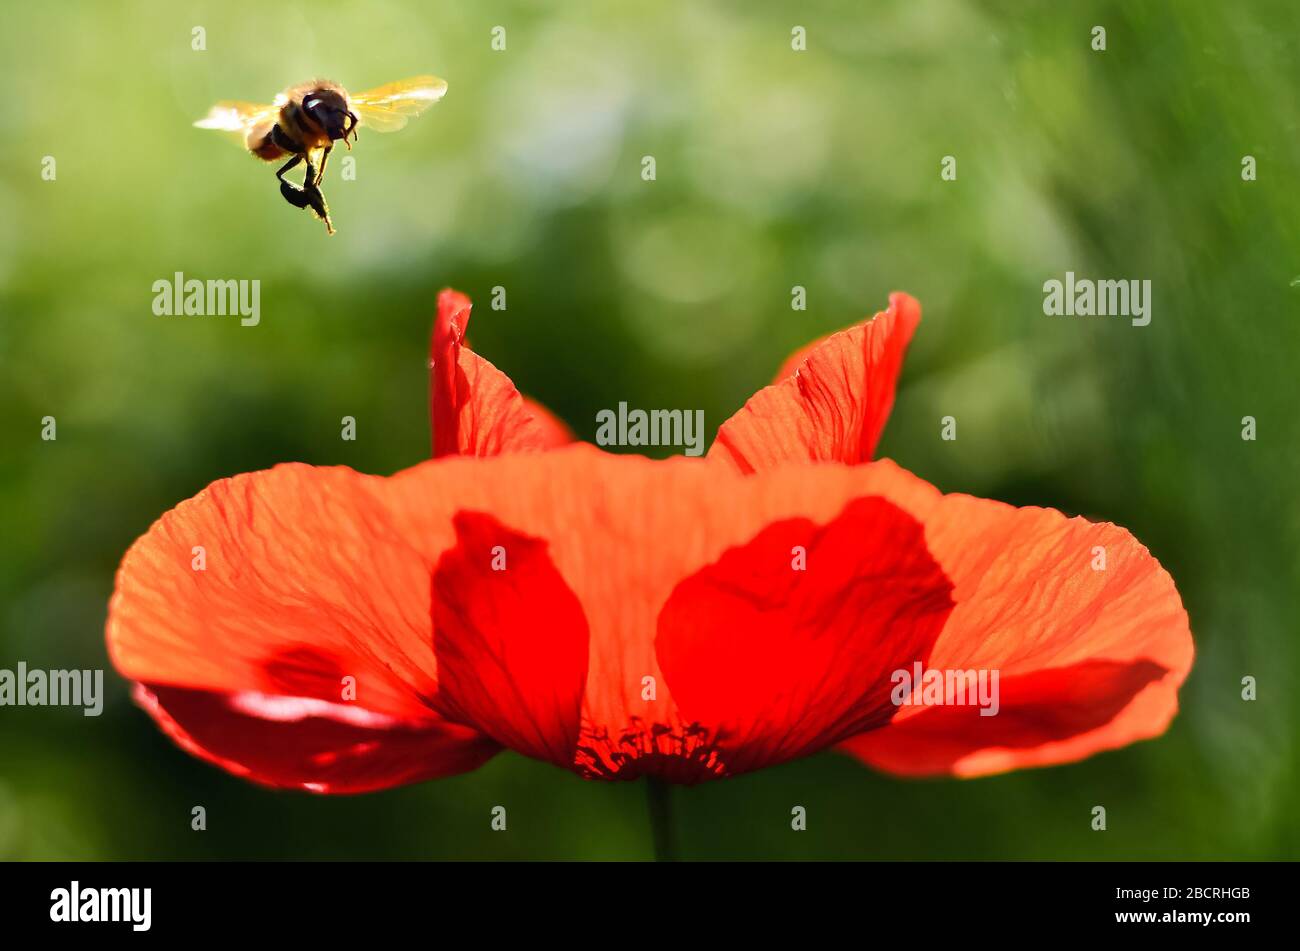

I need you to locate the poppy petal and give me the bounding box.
[431,512,589,767]
[430,288,572,457]
[838,660,1168,777]
[134,683,498,793]
[106,463,497,790]
[709,292,921,472]
[656,497,954,775]
[833,460,1194,777]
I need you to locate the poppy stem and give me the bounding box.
[645,777,677,862]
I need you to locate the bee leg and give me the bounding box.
[279,179,314,209]
[314,145,333,187]
[275,154,313,209]
[275,153,303,183]
[301,153,335,235]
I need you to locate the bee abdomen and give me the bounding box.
[248,124,287,161]
[246,127,283,161]
[243,115,301,160]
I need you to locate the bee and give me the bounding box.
[195,75,447,234]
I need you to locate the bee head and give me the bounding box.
[303,89,357,142]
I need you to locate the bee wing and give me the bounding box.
[194,100,281,136]
[350,75,447,133]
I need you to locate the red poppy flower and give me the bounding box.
[106,289,1192,792]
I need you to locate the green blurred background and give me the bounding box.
[1,0,1297,860]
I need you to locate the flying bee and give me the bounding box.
[195,75,447,234]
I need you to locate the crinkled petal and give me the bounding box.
[106,464,498,791]
[709,292,921,472]
[134,683,497,793]
[430,289,572,457]
[834,461,1194,777]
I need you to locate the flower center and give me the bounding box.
[575,716,728,784]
